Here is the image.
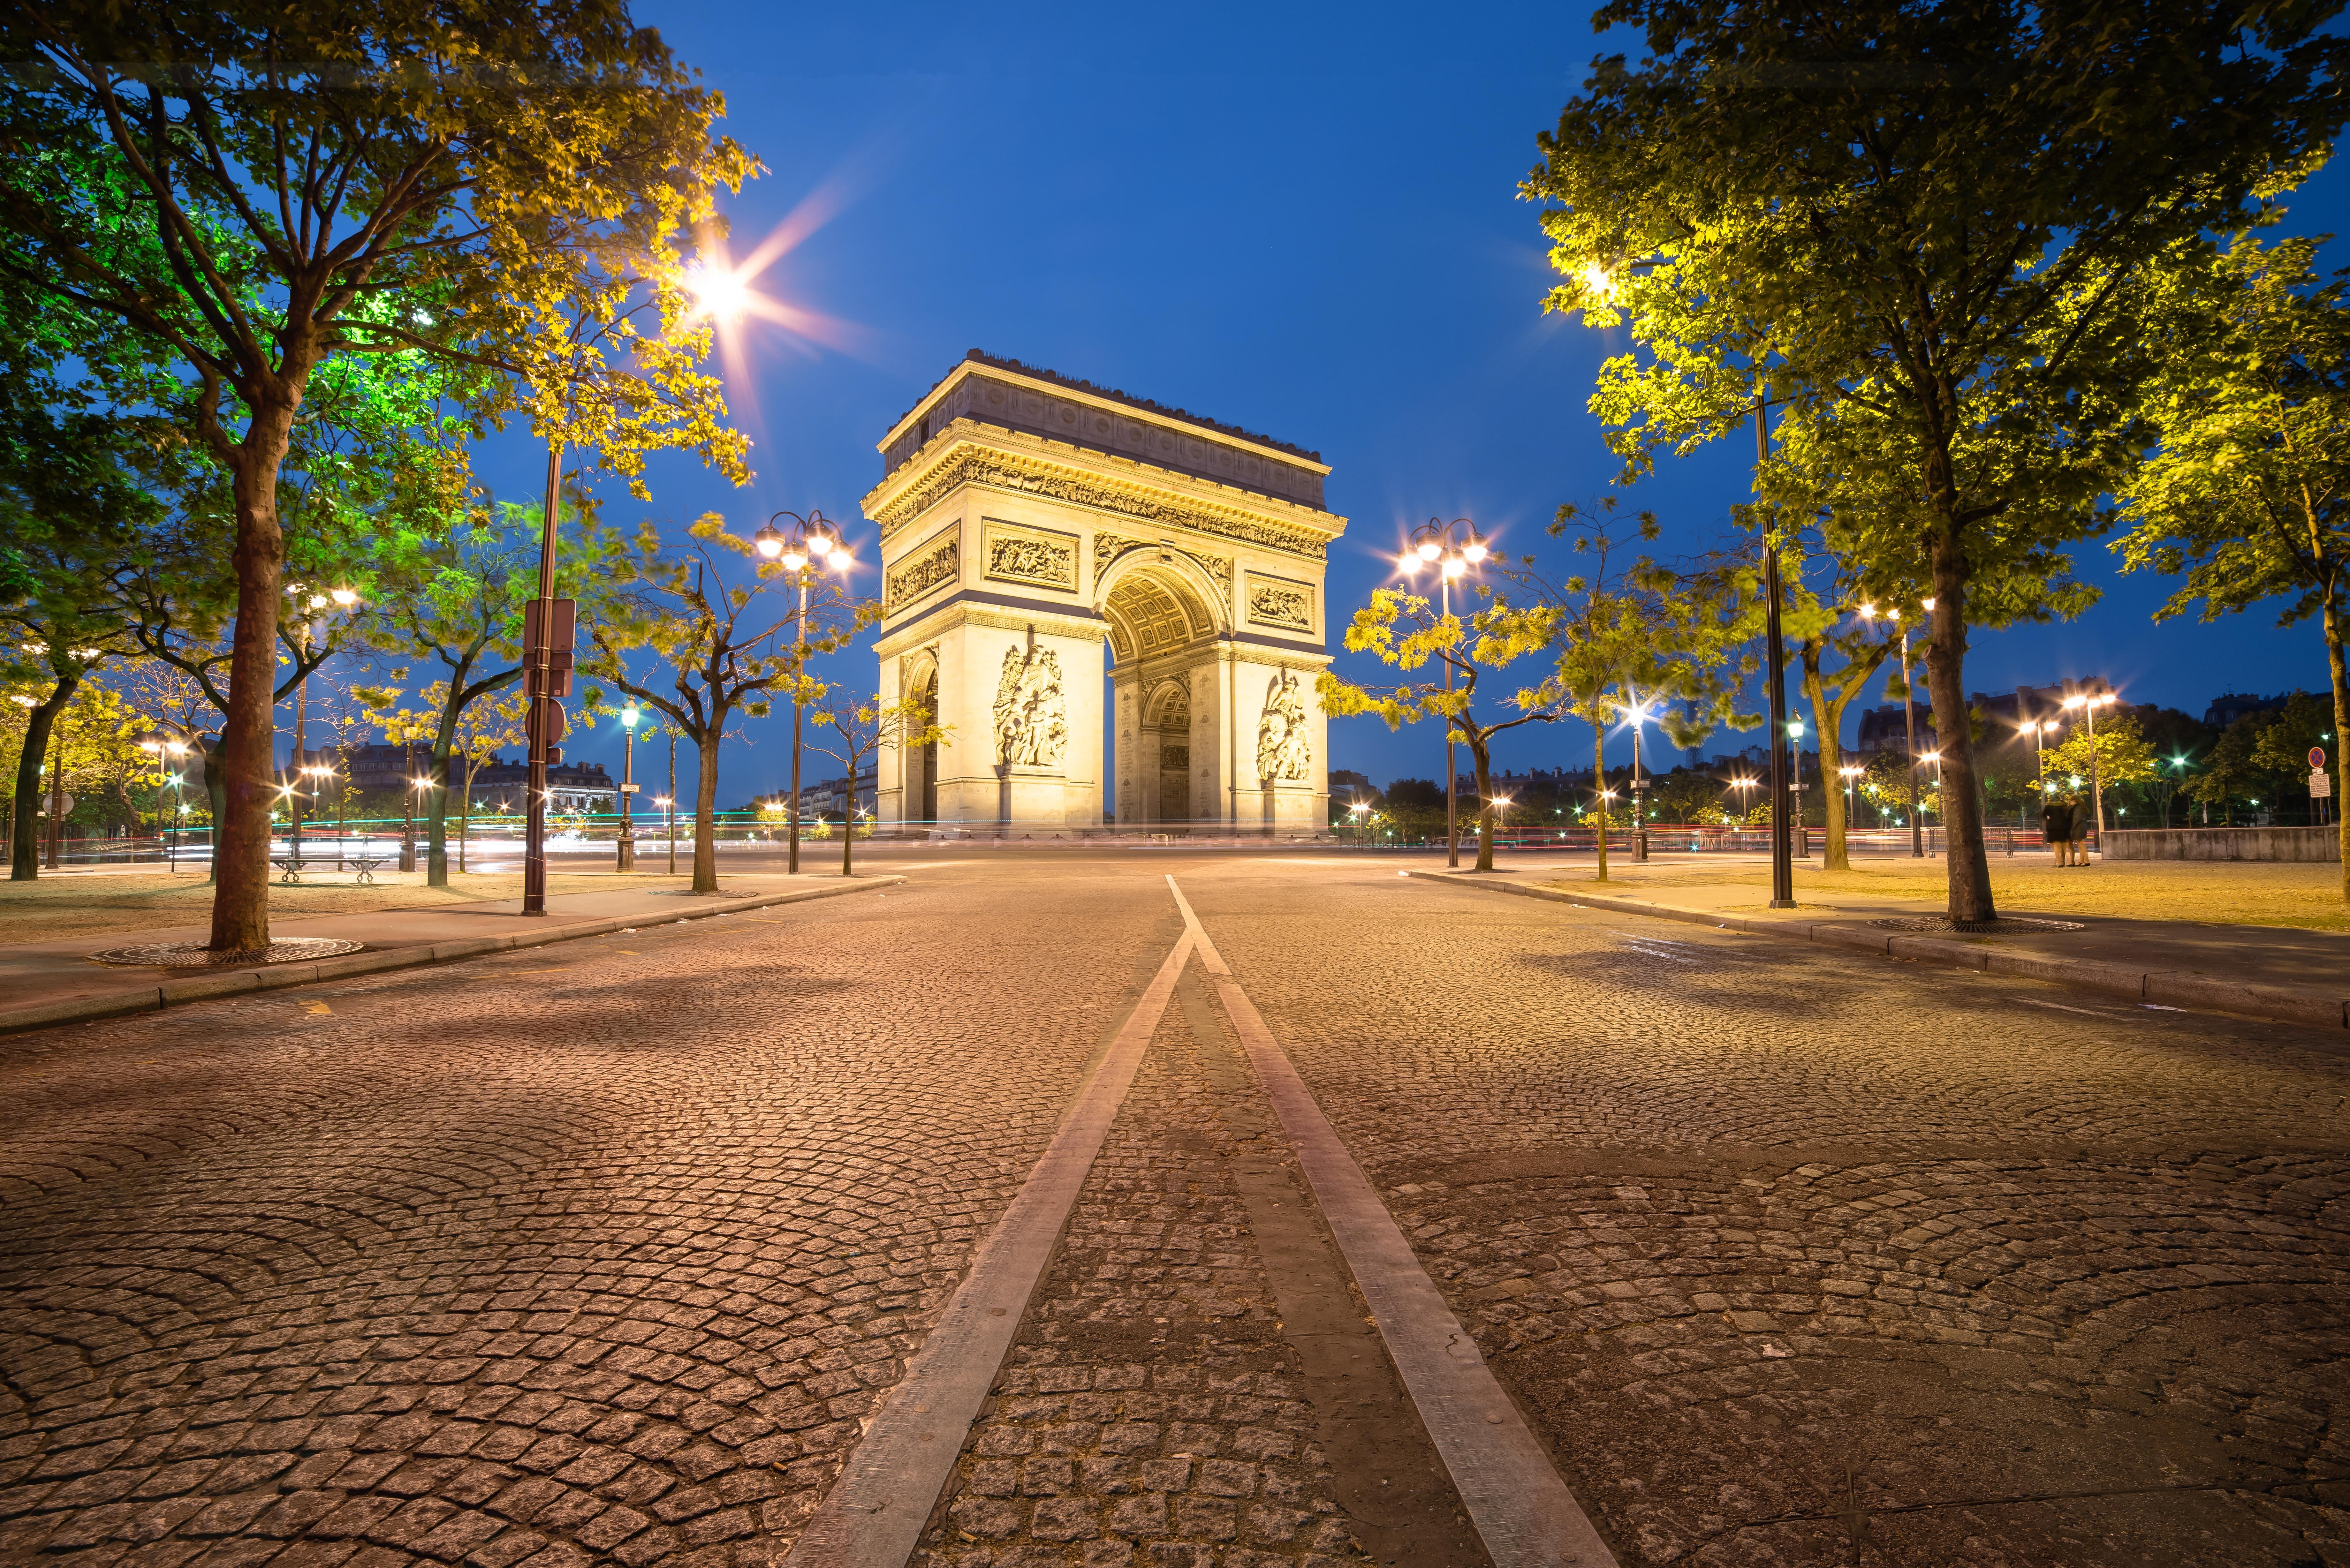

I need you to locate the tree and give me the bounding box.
[1318,590,1558,872]
[1510,503,1752,880]
[581,516,877,894]
[809,697,950,876]
[361,508,620,885]
[0,405,174,877]
[2114,233,2350,893]
[2040,711,2158,819]
[1,3,755,953]
[1529,0,2348,923]
[1784,561,1900,869]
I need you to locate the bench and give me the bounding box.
[273,856,390,884]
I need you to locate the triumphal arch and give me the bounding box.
[866,352,1345,835]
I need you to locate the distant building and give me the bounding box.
[460,755,617,814]
[2203,691,2298,729]
[753,761,878,820]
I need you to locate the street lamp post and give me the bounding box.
[616,702,641,871]
[1399,517,1488,870]
[665,727,677,875]
[1840,764,1862,832]
[1787,715,1808,857]
[1855,602,1925,858]
[752,510,855,875]
[1619,694,1654,863]
[2063,690,2118,854]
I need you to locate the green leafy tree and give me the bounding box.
[581,516,877,894]
[808,696,951,877]
[1317,589,1558,873]
[1527,0,2347,923]
[360,507,623,885]
[2039,711,2158,835]
[2113,234,2350,892]
[1514,504,1753,879]
[0,4,756,953]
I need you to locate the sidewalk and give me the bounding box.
[1420,856,2350,1031]
[0,872,898,1033]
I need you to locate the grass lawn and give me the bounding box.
[0,869,700,944]
[1540,857,2350,932]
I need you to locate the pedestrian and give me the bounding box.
[2041,790,2076,866]
[2070,793,2095,867]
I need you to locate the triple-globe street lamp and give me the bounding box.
[752,510,855,874]
[1396,517,1487,869]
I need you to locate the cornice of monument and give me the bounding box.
[862,422,1347,563]
[882,351,1330,473]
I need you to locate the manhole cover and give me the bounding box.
[1867,916,2085,935]
[87,938,367,968]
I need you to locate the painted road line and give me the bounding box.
[1167,875,1620,1568]
[783,926,1196,1568]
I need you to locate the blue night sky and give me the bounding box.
[464,0,2348,804]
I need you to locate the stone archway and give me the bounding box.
[867,353,1344,837]
[1100,559,1225,830]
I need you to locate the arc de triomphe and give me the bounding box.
[867,352,1346,835]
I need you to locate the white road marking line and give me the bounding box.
[2014,997,2110,1017]
[1165,875,1619,1568]
[783,928,1195,1568]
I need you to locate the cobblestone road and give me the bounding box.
[2,856,2345,1567]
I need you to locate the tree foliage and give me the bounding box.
[1527,0,2348,921]
[2114,231,2350,890]
[0,0,756,951]
[580,516,878,893]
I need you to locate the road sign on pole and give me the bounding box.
[2311,770,2331,799]
[2311,746,2328,770]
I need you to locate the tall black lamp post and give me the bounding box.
[750,510,854,875]
[1397,516,1488,870]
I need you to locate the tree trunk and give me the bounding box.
[1801,643,1850,872]
[1925,542,1996,924]
[693,731,721,893]
[1592,722,1609,881]
[2325,598,2349,903]
[9,672,76,880]
[425,740,452,887]
[841,800,854,876]
[1467,732,1497,871]
[208,403,301,954]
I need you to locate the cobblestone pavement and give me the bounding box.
[4,854,2347,1568]
[912,964,1479,1568]
[1177,859,2350,1566]
[0,870,1177,1568]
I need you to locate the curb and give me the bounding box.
[0,876,906,1039]
[1408,871,2350,1032]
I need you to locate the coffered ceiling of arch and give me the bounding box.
[1104,573,1207,666]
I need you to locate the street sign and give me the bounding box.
[2312,770,2332,799]
[621,782,641,793]
[2312,747,2328,770]
[524,598,577,698]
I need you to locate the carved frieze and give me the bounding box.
[993,643,1067,768]
[885,533,959,614]
[1245,572,1315,634]
[877,448,1329,562]
[981,522,1077,592]
[1255,669,1312,783]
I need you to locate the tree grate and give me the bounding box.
[1867,916,2085,935]
[87,938,368,968]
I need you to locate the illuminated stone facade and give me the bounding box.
[868,353,1344,835]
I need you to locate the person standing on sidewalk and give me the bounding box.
[2042,791,2077,866]
[2070,793,2095,867]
